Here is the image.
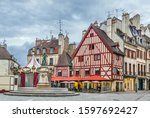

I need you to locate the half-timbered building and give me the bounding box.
[72,24,124,92]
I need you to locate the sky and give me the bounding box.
[0,0,150,66]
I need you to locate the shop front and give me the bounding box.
[138,78,146,90]
[124,77,135,91]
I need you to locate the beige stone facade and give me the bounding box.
[99,13,150,91]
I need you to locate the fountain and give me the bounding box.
[4,52,79,97]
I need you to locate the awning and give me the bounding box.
[51,76,109,81]
[83,76,109,81]
[51,76,81,81]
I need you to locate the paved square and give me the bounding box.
[0,91,150,101]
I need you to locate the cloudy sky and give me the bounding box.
[0,0,150,66]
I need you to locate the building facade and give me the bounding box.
[27,33,75,71]
[100,13,150,91]
[72,24,124,92]
[0,44,19,92]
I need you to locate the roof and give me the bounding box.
[28,39,59,56]
[35,39,59,49]
[25,55,41,69]
[51,76,109,81]
[56,51,72,66]
[92,25,124,55]
[73,24,124,58]
[0,46,12,59]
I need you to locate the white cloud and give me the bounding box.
[1,0,150,65]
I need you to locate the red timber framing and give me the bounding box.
[72,24,123,80]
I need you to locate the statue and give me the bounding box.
[42,53,48,66]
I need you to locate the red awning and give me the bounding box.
[83,75,109,81]
[51,77,66,81]
[51,76,109,81]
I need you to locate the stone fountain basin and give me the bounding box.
[4,87,80,97]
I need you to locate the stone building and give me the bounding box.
[0,44,19,92]
[27,33,76,71]
[100,13,150,91]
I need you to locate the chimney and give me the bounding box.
[106,17,112,38]
[122,13,130,34]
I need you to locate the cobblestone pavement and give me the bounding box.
[0,91,150,101]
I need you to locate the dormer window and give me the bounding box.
[50,47,54,53]
[42,48,46,54]
[37,49,40,54]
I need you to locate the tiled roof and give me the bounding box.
[28,39,59,55]
[35,39,58,49]
[92,25,124,55]
[0,46,12,59]
[56,51,72,66]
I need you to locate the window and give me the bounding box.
[129,38,132,43]
[42,48,46,54]
[125,48,127,56]
[50,48,54,53]
[58,71,62,76]
[14,78,17,85]
[137,49,139,58]
[89,44,94,50]
[75,71,80,76]
[141,65,143,76]
[144,65,146,76]
[90,33,94,37]
[131,51,134,58]
[125,62,127,74]
[140,39,143,44]
[85,69,90,76]
[127,49,130,57]
[95,68,100,75]
[94,54,101,61]
[78,56,84,62]
[37,49,40,54]
[36,58,39,63]
[49,58,53,66]
[70,71,72,76]
[113,67,120,75]
[129,63,131,75]
[116,55,119,60]
[133,64,135,75]
[138,64,140,75]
